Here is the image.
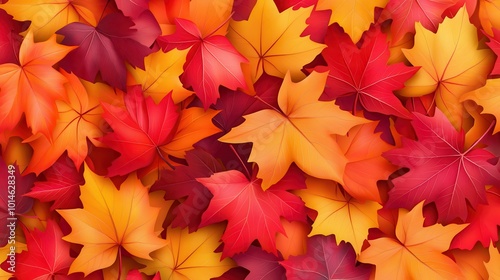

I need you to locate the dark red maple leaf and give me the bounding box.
[100,86,179,177]
[383,109,500,223]
[0,9,29,64]
[451,187,500,250]
[233,246,286,280]
[0,159,35,246]
[194,73,281,174]
[15,220,78,280]
[115,0,148,18]
[56,11,159,90]
[486,28,500,76]
[315,24,417,118]
[26,155,84,211]
[280,235,372,280]
[198,168,307,258]
[158,18,248,109]
[379,0,458,43]
[151,149,225,231]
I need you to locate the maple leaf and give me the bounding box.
[485,28,500,76]
[294,177,380,254]
[138,224,235,279]
[478,0,500,36]
[0,9,28,64]
[151,149,225,231]
[56,11,159,90]
[337,122,399,202]
[24,70,117,175]
[220,70,367,189]
[398,7,495,129]
[450,187,500,250]
[227,0,325,82]
[0,0,106,40]
[451,245,489,280]
[485,245,500,279]
[0,160,35,247]
[100,86,220,177]
[0,31,75,138]
[274,0,316,11]
[383,109,500,223]
[280,235,373,280]
[315,23,416,119]
[379,0,458,43]
[15,220,78,279]
[461,79,500,133]
[25,155,84,211]
[127,48,193,104]
[358,202,467,279]
[158,18,248,109]
[57,165,167,276]
[316,0,388,43]
[232,246,286,280]
[198,169,307,258]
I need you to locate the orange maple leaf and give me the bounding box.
[57,165,167,276]
[359,202,467,279]
[0,31,75,138]
[220,70,367,189]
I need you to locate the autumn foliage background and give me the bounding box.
[1,0,500,279]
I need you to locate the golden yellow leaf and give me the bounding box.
[317,0,388,43]
[1,0,106,41]
[57,166,167,276]
[451,245,489,280]
[220,71,367,189]
[359,202,467,280]
[138,224,235,280]
[127,49,193,104]
[485,245,500,279]
[294,177,380,254]
[227,0,325,82]
[461,78,500,134]
[399,7,495,129]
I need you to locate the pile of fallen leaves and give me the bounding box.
[1,0,500,279]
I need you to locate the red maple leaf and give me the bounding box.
[383,109,500,223]
[486,28,500,76]
[233,246,286,280]
[151,149,225,231]
[315,24,417,118]
[274,0,317,11]
[26,155,84,211]
[197,168,307,258]
[56,11,159,90]
[100,86,179,177]
[0,9,28,64]
[15,220,78,280]
[280,235,372,279]
[380,0,458,43]
[451,187,500,250]
[158,18,248,109]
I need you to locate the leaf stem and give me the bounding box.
[229,144,251,179]
[117,246,122,280]
[205,11,235,38]
[254,96,281,113]
[464,119,495,154]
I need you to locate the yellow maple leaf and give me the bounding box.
[57,166,167,276]
[227,0,325,83]
[220,71,367,189]
[398,7,495,129]
[127,49,193,104]
[461,78,500,134]
[316,0,388,43]
[138,224,235,280]
[294,177,380,254]
[485,245,500,279]
[359,202,467,280]
[0,0,106,40]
